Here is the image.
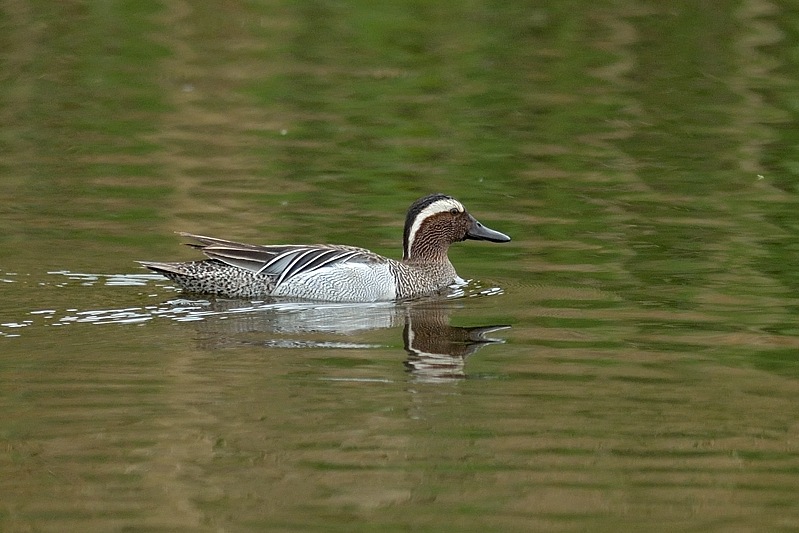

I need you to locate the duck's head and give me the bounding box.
[403,193,511,261]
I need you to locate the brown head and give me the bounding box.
[402,193,511,262]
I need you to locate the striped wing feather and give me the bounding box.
[180,233,377,288]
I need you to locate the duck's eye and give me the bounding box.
[449,208,460,216]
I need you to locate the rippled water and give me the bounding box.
[2,1,799,531]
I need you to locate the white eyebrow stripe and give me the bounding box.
[406,198,463,256]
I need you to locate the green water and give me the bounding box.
[2,1,799,531]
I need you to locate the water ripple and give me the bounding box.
[0,270,505,339]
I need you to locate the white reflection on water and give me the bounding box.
[1,270,510,382]
[46,270,163,287]
[1,271,506,343]
[3,270,501,332]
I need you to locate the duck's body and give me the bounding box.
[144,240,456,301]
[140,194,510,302]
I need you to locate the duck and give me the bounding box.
[139,193,511,302]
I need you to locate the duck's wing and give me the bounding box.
[179,233,380,287]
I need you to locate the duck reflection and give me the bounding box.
[185,299,509,381]
[402,306,509,383]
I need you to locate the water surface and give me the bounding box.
[2,1,799,531]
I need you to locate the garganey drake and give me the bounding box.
[139,193,510,302]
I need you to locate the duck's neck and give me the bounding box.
[403,240,451,264]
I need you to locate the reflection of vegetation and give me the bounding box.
[3,3,799,530]
[1,0,169,257]
[1,1,797,358]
